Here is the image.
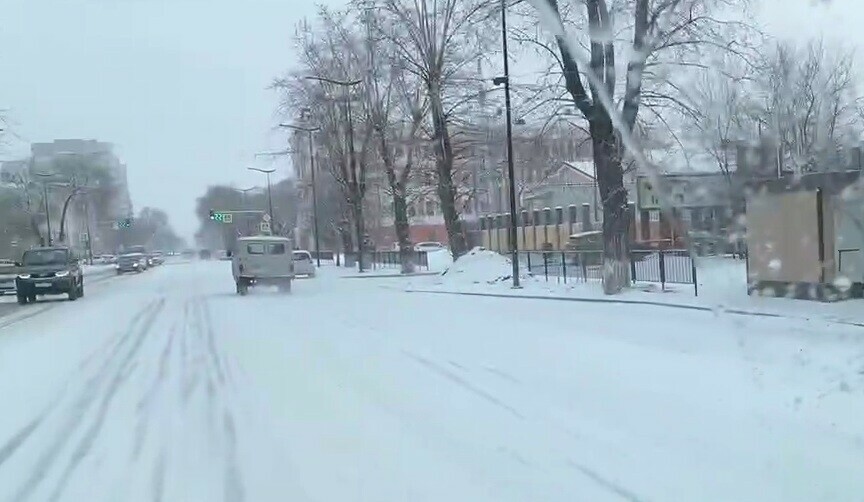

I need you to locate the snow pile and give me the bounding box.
[440,247,533,285]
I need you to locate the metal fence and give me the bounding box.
[310,250,335,261]
[520,249,698,295]
[344,250,430,271]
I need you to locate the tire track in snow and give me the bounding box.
[197,295,245,501]
[132,320,179,461]
[150,448,166,502]
[222,411,245,502]
[0,299,161,471]
[10,298,165,502]
[402,350,525,419]
[45,298,166,502]
[567,460,647,502]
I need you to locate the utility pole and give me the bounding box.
[83,193,93,264]
[280,122,322,267]
[494,0,521,288]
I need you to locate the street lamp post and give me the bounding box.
[82,191,94,264]
[280,122,322,267]
[493,0,521,288]
[247,167,276,232]
[34,172,55,246]
[235,187,258,235]
[305,75,365,272]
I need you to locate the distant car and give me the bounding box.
[14,247,84,304]
[292,250,316,277]
[150,252,165,266]
[414,241,445,252]
[199,249,212,260]
[116,252,147,274]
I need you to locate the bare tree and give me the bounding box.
[280,7,375,263]
[355,3,430,272]
[380,0,491,259]
[529,0,753,294]
[754,38,861,173]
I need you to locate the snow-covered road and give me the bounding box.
[0,260,862,501]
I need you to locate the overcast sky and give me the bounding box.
[1,0,862,240]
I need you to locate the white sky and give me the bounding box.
[1,0,862,239]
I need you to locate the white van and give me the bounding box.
[231,236,295,295]
[292,250,316,277]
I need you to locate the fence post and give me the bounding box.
[561,251,567,284]
[692,257,698,296]
[659,250,667,291]
[630,252,637,284]
[526,252,532,273]
[543,252,549,282]
[580,252,587,282]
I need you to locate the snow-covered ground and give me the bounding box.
[405,248,864,326]
[0,260,862,501]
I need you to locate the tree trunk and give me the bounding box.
[589,110,630,294]
[428,82,467,258]
[351,198,366,270]
[392,184,414,274]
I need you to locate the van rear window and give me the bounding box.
[268,243,286,255]
[247,243,265,255]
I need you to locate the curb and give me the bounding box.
[341,271,440,279]
[403,288,864,328]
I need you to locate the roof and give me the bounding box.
[562,160,596,180]
[237,235,291,242]
[25,247,71,252]
[569,230,602,239]
[748,171,861,196]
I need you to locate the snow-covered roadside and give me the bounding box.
[1,260,862,500]
[402,248,864,326]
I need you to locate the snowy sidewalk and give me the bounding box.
[391,249,864,329]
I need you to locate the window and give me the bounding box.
[293,251,311,261]
[268,243,286,254]
[23,249,69,266]
[247,243,265,255]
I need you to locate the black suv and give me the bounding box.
[14,247,84,304]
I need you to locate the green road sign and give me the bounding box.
[209,211,233,224]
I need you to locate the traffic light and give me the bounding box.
[209,211,232,223]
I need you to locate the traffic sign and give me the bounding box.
[209,211,233,224]
[262,213,271,222]
[260,222,271,234]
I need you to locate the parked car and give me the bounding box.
[199,249,212,260]
[292,250,316,277]
[414,241,445,252]
[232,236,295,295]
[14,247,84,304]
